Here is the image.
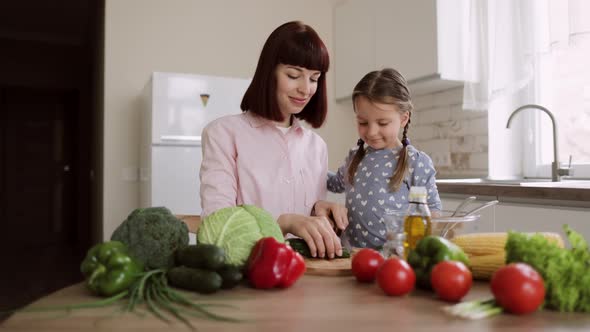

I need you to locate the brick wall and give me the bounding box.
[411,87,488,178]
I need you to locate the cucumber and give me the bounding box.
[286,238,351,259]
[175,244,225,270]
[217,265,243,289]
[167,266,222,294]
[286,238,312,257]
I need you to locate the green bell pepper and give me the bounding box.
[80,241,144,296]
[407,235,470,289]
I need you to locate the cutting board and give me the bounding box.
[304,257,352,276]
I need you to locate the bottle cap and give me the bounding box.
[408,186,427,203]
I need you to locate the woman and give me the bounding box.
[200,21,347,259]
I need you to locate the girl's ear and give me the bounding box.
[400,111,410,127]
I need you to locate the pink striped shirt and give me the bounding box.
[200,111,328,219]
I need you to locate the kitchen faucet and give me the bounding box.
[506,104,573,182]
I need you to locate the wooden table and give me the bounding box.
[2,275,589,332]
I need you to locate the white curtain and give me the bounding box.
[461,0,590,111]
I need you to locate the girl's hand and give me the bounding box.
[278,214,343,259]
[312,200,349,231]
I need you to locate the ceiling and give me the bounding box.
[0,0,92,45]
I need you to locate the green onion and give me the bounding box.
[144,279,171,324]
[442,299,503,319]
[4,269,241,330]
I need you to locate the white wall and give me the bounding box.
[102,0,356,240]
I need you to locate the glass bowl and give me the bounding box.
[432,211,482,239]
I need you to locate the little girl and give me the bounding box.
[328,68,442,249]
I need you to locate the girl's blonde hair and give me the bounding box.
[347,68,414,192]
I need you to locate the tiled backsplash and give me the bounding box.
[411,87,488,178]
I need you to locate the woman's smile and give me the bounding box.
[289,96,308,106]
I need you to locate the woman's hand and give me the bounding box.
[277,214,342,259]
[312,200,348,232]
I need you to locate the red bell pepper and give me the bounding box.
[247,237,306,289]
[277,249,306,288]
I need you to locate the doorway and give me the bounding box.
[1,88,76,248]
[0,0,102,319]
[0,86,82,312]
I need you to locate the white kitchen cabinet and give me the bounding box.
[493,202,590,243]
[333,0,464,100]
[441,194,590,242]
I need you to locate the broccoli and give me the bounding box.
[111,207,189,269]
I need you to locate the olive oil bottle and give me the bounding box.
[403,186,432,253]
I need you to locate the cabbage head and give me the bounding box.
[197,205,284,266]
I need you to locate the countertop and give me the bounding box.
[2,276,589,331]
[436,179,590,204]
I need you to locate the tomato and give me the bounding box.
[351,248,385,283]
[430,261,472,302]
[491,263,545,315]
[376,258,415,296]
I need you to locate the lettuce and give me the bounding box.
[505,225,590,312]
[197,205,284,266]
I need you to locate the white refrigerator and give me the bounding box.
[140,72,250,218]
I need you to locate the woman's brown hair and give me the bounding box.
[240,21,330,128]
[347,68,414,192]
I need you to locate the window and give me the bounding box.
[526,12,590,179]
[461,0,590,180]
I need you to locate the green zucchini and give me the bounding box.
[167,266,222,294]
[217,265,244,289]
[175,244,225,270]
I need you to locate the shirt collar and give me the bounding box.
[245,111,304,133]
[244,111,267,128]
[290,116,304,132]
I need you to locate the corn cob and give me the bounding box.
[451,232,565,280]
[450,233,507,256]
[450,232,564,257]
[468,253,505,280]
